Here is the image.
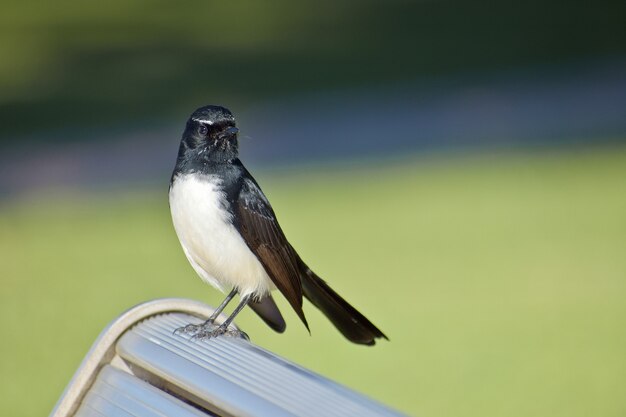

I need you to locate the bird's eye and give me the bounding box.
[198,124,208,136]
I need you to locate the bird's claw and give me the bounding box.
[174,322,248,341]
[190,325,228,341]
[173,322,206,335]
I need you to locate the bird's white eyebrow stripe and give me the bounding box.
[192,117,213,125]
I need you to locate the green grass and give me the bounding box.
[1,146,626,417]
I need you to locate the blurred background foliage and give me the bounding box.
[1,0,625,139]
[1,1,626,417]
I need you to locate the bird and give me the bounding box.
[169,105,387,345]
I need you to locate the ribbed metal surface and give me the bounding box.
[51,299,222,417]
[117,313,404,417]
[74,365,208,417]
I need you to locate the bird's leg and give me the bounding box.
[174,288,237,335]
[204,288,238,325]
[216,293,251,331]
[190,294,252,340]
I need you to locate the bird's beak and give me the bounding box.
[221,126,239,139]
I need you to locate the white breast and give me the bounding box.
[169,173,273,298]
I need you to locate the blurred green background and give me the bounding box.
[1,1,626,417]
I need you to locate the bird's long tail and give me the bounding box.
[301,268,388,346]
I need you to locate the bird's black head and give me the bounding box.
[178,105,240,164]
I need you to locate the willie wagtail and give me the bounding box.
[169,105,387,345]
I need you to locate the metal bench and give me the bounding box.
[51,299,405,417]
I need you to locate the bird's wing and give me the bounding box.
[235,177,309,329]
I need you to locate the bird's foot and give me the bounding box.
[173,322,208,336]
[174,322,248,341]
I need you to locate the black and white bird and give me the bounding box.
[169,105,387,345]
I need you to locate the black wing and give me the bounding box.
[234,177,309,330]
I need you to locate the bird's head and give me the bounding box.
[179,105,240,163]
